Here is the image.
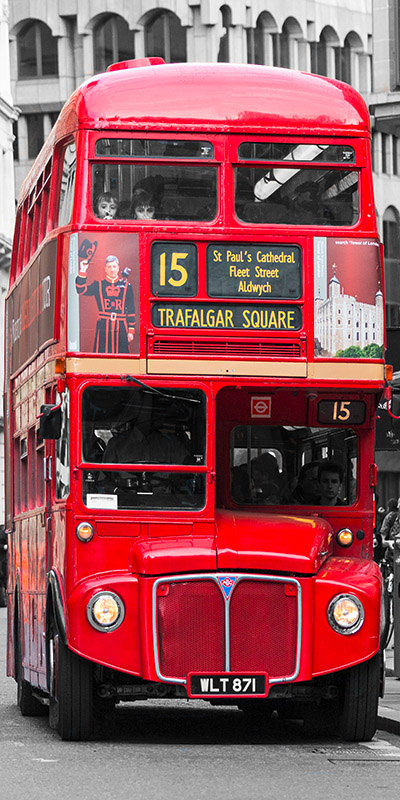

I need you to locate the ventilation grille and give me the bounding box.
[149,338,303,359]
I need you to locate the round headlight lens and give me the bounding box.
[328,594,364,634]
[336,528,354,547]
[87,592,124,632]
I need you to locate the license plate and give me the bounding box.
[188,673,268,698]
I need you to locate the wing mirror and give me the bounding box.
[39,404,61,439]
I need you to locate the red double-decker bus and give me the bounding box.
[5,59,386,741]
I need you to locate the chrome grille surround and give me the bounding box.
[152,573,302,686]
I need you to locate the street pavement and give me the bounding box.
[378,645,400,734]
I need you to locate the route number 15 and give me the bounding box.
[151,242,198,296]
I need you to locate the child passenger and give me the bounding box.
[94,192,118,220]
[132,189,155,220]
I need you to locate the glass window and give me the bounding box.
[81,386,206,510]
[92,163,217,221]
[93,15,135,74]
[95,139,214,159]
[27,114,44,160]
[235,166,359,226]
[58,142,76,226]
[55,390,70,500]
[145,11,186,63]
[218,6,231,63]
[230,425,357,506]
[18,21,58,78]
[238,143,356,163]
[383,207,400,328]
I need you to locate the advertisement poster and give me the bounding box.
[68,232,140,355]
[7,239,57,375]
[314,237,383,359]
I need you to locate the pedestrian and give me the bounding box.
[380,498,399,541]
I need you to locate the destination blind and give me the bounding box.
[207,244,302,299]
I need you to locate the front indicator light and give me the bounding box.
[76,522,94,542]
[328,594,364,635]
[87,591,125,632]
[336,528,354,547]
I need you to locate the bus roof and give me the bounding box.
[60,61,369,138]
[19,62,370,204]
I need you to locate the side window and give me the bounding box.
[55,389,70,499]
[36,432,45,506]
[58,141,77,226]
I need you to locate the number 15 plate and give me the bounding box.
[187,672,268,698]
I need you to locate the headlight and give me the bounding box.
[87,591,125,632]
[327,594,364,635]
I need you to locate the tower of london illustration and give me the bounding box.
[315,264,384,357]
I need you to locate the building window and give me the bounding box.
[145,11,186,63]
[18,20,58,78]
[382,133,388,174]
[27,114,44,160]
[393,136,399,175]
[13,121,19,161]
[217,6,231,63]
[395,1,400,88]
[312,27,339,78]
[338,32,363,87]
[93,14,135,73]
[383,206,400,328]
[247,12,278,66]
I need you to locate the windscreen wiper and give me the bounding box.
[121,375,200,403]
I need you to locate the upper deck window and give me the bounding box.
[235,166,359,226]
[58,141,77,226]
[92,162,217,221]
[238,142,356,163]
[95,139,214,159]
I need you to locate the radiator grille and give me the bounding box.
[157,580,225,677]
[156,576,298,681]
[150,339,302,359]
[229,580,297,676]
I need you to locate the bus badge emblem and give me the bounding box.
[218,576,237,599]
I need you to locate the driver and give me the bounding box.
[103,423,190,465]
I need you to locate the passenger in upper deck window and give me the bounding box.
[94,192,118,220]
[132,189,155,220]
[317,460,346,506]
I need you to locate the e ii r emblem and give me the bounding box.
[251,396,272,418]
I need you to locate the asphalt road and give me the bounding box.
[1,607,400,800]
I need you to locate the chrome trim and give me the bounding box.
[152,573,302,686]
